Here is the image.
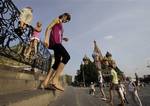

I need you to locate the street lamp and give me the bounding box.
[81,62,85,87]
[147,59,150,70]
[147,59,150,68]
[82,55,89,87]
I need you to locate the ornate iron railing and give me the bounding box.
[0,0,52,72]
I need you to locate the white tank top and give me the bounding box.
[128,81,135,92]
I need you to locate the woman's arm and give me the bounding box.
[44,18,59,47]
[45,18,59,37]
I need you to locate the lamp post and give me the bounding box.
[82,55,89,87]
[81,62,86,87]
[147,59,150,70]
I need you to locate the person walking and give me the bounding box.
[128,77,142,106]
[92,40,106,100]
[98,71,107,101]
[107,64,125,106]
[24,21,42,58]
[41,13,71,91]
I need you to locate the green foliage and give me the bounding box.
[75,61,99,86]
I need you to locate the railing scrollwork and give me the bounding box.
[0,0,52,72]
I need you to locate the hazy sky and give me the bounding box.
[13,0,150,77]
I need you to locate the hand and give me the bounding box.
[63,37,69,42]
[44,40,49,48]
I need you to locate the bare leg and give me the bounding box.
[100,88,105,97]
[47,71,57,85]
[117,90,125,106]
[108,89,114,106]
[50,62,65,91]
[134,90,142,106]
[130,91,138,105]
[99,85,106,100]
[42,69,54,87]
[34,40,38,54]
[25,41,33,57]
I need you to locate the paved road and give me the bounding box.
[49,86,150,106]
[49,86,107,106]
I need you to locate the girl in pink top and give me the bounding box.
[41,13,71,91]
[24,21,42,58]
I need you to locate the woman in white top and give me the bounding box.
[98,71,107,100]
[128,77,142,106]
[92,40,106,100]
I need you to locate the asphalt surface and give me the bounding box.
[49,86,107,106]
[49,85,150,106]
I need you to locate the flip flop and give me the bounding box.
[51,84,64,92]
[45,84,56,90]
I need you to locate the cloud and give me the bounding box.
[104,35,113,40]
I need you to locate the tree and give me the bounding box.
[74,59,99,86]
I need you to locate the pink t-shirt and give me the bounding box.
[30,30,40,41]
[49,22,63,48]
[33,30,40,38]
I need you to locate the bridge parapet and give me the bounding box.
[0,0,51,72]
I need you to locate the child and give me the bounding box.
[24,21,42,58]
[128,77,142,106]
[15,7,33,36]
[90,82,95,95]
[98,71,107,100]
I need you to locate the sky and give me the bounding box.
[13,0,150,78]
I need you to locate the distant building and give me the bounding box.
[143,74,150,84]
[144,75,150,78]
